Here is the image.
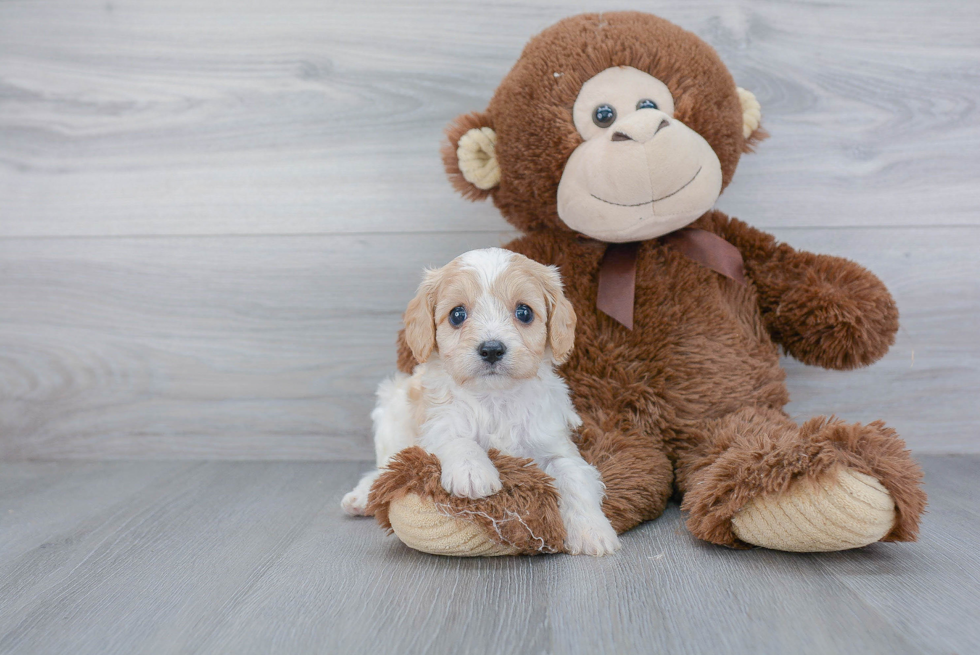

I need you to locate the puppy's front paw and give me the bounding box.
[564,515,621,557]
[441,460,502,499]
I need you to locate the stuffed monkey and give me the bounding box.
[367,12,926,555]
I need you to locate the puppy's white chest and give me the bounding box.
[470,394,528,456]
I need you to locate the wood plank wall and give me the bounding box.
[1,0,978,459]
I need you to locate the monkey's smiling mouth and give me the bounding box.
[590,166,702,207]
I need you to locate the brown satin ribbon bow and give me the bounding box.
[596,228,747,330]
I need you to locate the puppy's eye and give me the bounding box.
[636,98,659,110]
[514,304,534,324]
[592,104,616,128]
[448,306,467,327]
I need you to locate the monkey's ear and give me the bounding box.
[737,88,768,152]
[442,111,499,201]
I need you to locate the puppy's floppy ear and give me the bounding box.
[403,269,440,363]
[737,87,768,152]
[538,265,576,364]
[442,111,499,201]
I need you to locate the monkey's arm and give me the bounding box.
[706,212,898,370]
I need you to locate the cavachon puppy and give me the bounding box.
[342,248,620,556]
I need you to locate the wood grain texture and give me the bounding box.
[0,228,976,460]
[0,0,978,459]
[0,231,509,459]
[0,457,977,654]
[0,0,978,236]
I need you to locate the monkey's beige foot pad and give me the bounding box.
[368,447,567,556]
[732,468,896,552]
[388,493,520,557]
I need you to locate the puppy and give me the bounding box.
[342,248,620,556]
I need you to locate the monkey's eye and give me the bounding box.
[514,304,534,324]
[448,306,467,327]
[636,98,659,110]
[592,104,617,128]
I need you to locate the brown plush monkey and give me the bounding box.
[366,12,926,555]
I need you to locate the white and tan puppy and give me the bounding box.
[342,248,620,556]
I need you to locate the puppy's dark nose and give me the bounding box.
[478,340,506,364]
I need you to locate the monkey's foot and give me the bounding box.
[366,446,567,556]
[387,493,520,556]
[731,468,896,552]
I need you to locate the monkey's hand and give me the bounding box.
[710,213,899,370]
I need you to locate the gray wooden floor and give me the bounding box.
[0,455,976,655]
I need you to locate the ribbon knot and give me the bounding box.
[596,228,747,330]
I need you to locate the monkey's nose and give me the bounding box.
[611,118,670,144]
[477,340,506,364]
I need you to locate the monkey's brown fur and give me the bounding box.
[374,12,926,551]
